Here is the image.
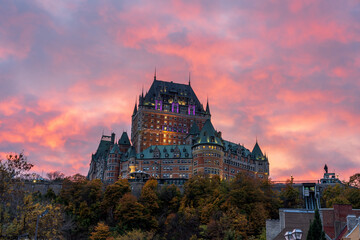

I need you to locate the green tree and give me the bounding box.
[280,178,301,208]
[344,187,360,209]
[321,184,348,207]
[306,209,325,240]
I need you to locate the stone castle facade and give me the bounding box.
[87,75,269,183]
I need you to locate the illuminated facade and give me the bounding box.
[87,75,269,183]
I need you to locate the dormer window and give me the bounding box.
[155,100,162,110]
[172,102,179,113]
[188,105,195,115]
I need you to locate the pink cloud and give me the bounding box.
[0,0,359,181]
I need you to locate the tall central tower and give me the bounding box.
[131,75,211,152]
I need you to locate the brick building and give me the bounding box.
[266,205,360,240]
[87,75,269,183]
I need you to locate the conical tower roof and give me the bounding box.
[206,99,211,115]
[194,119,223,147]
[189,122,200,135]
[118,132,130,145]
[132,102,137,116]
[252,140,264,159]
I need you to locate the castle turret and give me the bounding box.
[206,99,211,116]
[192,119,224,178]
[132,101,137,116]
[118,131,131,153]
[104,143,121,183]
[251,140,269,179]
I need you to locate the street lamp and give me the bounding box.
[284,229,303,240]
[284,231,293,240]
[292,229,303,240]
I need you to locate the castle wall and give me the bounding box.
[24,181,63,195]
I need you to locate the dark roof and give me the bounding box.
[118,132,130,145]
[189,122,200,135]
[142,79,205,113]
[137,145,192,159]
[194,119,223,147]
[223,140,251,157]
[252,141,263,159]
[129,146,136,158]
[273,210,314,240]
[206,99,211,115]
[132,102,137,116]
[93,135,114,160]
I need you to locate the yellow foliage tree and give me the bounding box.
[4,194,63,239]
[90,222,111,240]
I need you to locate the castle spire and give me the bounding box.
[142,85,144,98]
[154,67,157,81]
[188,72,191,85]
[132,100,137,116]
[206,97,211,115]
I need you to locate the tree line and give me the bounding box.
[1,153,359,239]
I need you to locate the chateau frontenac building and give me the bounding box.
[87,74,269,183]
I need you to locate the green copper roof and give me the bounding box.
[118,132,130,145]
[223,140,251,157]
[129,146,136,158]
[92,135,114,160]
[189,122,200,135]
[110,143,120,154]
[137,145,192,159]
[194,119,223,147]
[252,141,264,159]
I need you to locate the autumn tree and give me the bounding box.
[321,184,349,207]
[0,152,34,238]
[115,229,154,240]
[59,174,103,238]
[321,183,360,208]
[260,178,281,219]
[90,222,111,240]
[101,179,131,225]
[4,194,63,239]
[139,178,160,216]
[158,184,182,214]
[280,178,302,208]
[115,193,157,233]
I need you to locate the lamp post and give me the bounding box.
[284,229,303,240]
[34,209,48,240]
[284,231,293,240]
[292,229,303,240]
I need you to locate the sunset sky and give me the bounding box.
[1,0,359,181]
